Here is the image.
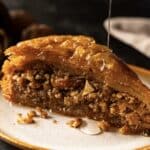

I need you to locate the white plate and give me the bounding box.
[0,66,150,150]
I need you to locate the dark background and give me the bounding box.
[0,0,150,149]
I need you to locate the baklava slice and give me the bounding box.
[1,35,150,135]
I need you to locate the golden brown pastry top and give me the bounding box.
[3,35,150,106]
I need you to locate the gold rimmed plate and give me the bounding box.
[0,65,149,150]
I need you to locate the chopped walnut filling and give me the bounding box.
[12,63,150,135]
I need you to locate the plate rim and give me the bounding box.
[0,64,149,150]
[0,130,48,150]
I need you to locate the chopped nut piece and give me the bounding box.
[70,91,79,96]
[97,120,110,131]
[110,106,118,114]
[36,107,43,113]
[17,113,22,117]
[118,125,130,135]
[27,110,37,118]
[54,93,62,99]
[52,119,58,124]
[116,93,123,99]
[41,111,49,119]
[35,107,49,118]
[88,93,97,99]
[82,80,94,96]
[99,102,107,113]
[67,118,82,128]
[125,112,141,126]
[17,114,35,124]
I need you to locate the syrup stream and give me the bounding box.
[107,0,112,48]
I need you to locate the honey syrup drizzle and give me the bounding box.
[107,0,112,48]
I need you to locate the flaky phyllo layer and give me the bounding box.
[1,35,150,135]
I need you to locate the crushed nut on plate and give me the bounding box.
[17,113,35,124]
[35,107,50,118]
[97,120,110,131]
[16,107,51,124]
[27,110,37,118]
[52,119,58,124]
[67,118,82,128]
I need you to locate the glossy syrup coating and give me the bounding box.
[3,35,150,107]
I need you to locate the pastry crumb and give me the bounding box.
[27,110,37,118]
[17,113,22,117]
[16,107,51,124]
[97,120,110,131]
[40,111,49,119]
[35,107,50,119]
[52,119,58,124]
[118,125,130,135]
[35,107,43,114]
[67,118,82,128]
[17,113,35,124]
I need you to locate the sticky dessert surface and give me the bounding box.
[5,61,150,136]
